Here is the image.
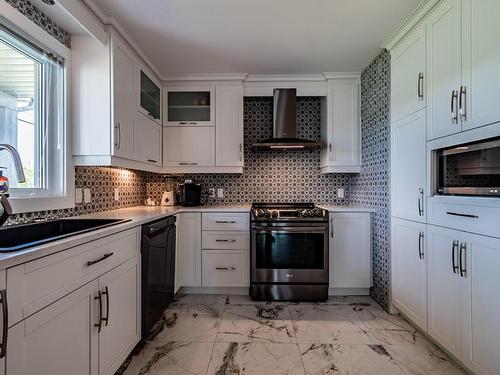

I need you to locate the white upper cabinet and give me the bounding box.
[461,0,500,132]
[391,109,426,222]
[320,78,361,174]
[426,0,462,140]
[164,87,215,126]
[137,66,162,125]
[391,218,427,331]
[111,37,136,159]
[134,112,162,166]
[216,86,244,167]
[72,30,162,172]
[163,127,215,167]
[391,23,426,122]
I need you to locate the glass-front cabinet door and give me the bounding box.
[138,68,161,124]
[164,87,215,126]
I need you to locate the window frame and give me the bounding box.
[0,7,73,214]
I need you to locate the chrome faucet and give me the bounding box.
[0,144,26,226]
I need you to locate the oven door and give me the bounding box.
[251,223,328,284]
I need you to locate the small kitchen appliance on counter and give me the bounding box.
[178,180,202,206]
[250,202,329,302]
[161,191,175,206]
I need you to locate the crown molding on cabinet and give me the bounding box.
[163,73,248,83]
[323,72,361,80]
[245,74,326,82]
[382,0,441,50]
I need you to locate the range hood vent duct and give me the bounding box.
[252,88,321,151]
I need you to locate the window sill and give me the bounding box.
[9,194,75,214]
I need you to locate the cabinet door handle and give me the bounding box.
[452,240,459,274]
[418,231,424,259]
[446,211,478,219]
[94,290,103,333]
[417,73,424,100]
[239,143,243,162]
[179,162,198,166]
[459,86,467,121]
[147,159,158,163]
[459,242,467,277]
[102,286,110,327]
[87,252,114,266]
[215,220,237,224]
[417,188,424,216]
[215,239,236,242]
[189,122,198,125]
[451,90,459,123]
[216,266,236,271]
[147,112,158,120]
[330,218,334,238]
[115,122,121,149]
[0,290,8,358]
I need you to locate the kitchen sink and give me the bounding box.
[0,218,131,252]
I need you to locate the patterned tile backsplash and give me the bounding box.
[350,49,391,310]
[147,97,351,206]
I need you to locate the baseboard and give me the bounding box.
[329,287,370,296]
[178,286,249,295]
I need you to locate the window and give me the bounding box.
[0,18,66,201]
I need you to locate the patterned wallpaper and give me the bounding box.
[350,49,391,310]
[4,0,71,48]
[147,97,351,206]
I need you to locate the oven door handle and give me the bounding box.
[253,226,328,233]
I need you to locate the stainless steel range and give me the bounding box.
[250,203,329,301]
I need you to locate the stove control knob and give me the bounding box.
[255,209,265,217]
[272,211,278,218]
[301,210,309,217]
[265,210,271,217]
[315,209,323,217]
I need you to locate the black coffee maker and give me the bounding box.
[178,180,202,206]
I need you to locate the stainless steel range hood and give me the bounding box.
[252,88,321,151]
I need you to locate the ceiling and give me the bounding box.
[95,0,421,76]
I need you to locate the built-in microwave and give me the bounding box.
[434,137,500,197]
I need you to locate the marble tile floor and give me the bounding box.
[117,294,466,375]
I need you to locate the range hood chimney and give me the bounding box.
[252,88,321,151]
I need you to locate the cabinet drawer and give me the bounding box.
[7,228,140,326]
[429,200,500,238]
[202,231,249,250]
[202,213,249,231]
[202,250,249,287]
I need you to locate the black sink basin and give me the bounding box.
[0,218,131,252]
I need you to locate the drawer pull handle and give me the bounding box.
[216,266,236,271]
[147,159,158,163]
[0,290,8,358]
[102,286,110,326]
[215,220,237,224]
[446,212,478,219]
[459,242,467,278]
[418,231,424,260]
[452,240,459,274]
[179,162,198,166]
[215,239,236,242]
[94,290,103,333]
[87,252,114,266]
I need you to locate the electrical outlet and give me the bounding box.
[209,188,215,198]
[217,188,224,198]
[337,188,345,199]
[83,188,91,204]
[114,187,120,201]
[75,188,83,204]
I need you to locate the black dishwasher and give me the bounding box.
[141,216,176,337]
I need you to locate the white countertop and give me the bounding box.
[0,203,371,269]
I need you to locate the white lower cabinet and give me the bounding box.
[7,280,99,375]
[202,250,249,287]
[462,232,500,375]
[427,225,468,360]
[329,212,371,291]
[176,213,202,287]
[98,256,141,375]
[391,218,427,331]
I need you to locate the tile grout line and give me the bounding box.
[204,297,228,375]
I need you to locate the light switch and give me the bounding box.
[75,188,83,204]
[337,188,345,199]
[209,188,215,198]
[83,188,91,203]
[217,188,224,198]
